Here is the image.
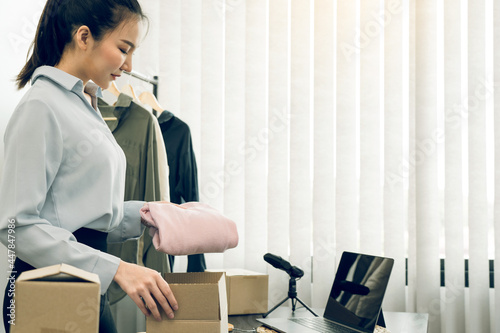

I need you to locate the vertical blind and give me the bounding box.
[154,1,499,332]
[443,0,465,332]
[495,0,500,329]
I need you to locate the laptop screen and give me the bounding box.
[323,252,394,332]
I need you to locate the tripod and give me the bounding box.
[262,276,318,318]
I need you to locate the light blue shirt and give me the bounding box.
[0,66,145,294]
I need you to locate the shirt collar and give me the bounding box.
[97,93,134,115]
[97,93,135,131]
[84,81,103,99]
[31,66,103,98]
[158,110,174,124]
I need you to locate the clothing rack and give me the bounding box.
[122,70,159,98]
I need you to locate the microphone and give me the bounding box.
[263,253,304,278]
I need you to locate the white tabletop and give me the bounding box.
[384,311,429,333]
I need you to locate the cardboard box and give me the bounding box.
[147,272,228,333]
[209,269,269,315]
[12,263,100,333]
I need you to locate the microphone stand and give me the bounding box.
[262,276,318,318]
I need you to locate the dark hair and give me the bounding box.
[16,0,147,89]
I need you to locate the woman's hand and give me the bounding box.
[113,260,178,321]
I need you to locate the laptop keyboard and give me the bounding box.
[289,317,357,333]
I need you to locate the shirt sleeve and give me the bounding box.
[107,200,146,243]
[0,99,119,294]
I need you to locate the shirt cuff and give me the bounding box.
[93,251,121,294]
[107,201,146,243]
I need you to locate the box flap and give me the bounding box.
[150,272,228,333]
[164,272,225,284]
[217,273,228,323]
[225,269,267,277]
[161,272,226,321]
[168,284,220,320]
[16,264,100,284]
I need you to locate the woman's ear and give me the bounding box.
[74,25,94,51]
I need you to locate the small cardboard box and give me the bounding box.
[147,272,228,333]
[208,269,269,315]
[12,263,100,333]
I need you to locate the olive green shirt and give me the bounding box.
[99,94,170,304]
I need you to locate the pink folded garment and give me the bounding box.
[140,201,239,255]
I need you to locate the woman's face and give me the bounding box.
[85,19,140,89]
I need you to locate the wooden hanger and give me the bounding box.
[139,91,164,115]
[121,84,138,101]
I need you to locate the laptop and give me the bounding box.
[257,251,394,333]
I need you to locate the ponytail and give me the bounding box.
[16,0,146,89]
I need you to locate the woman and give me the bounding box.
[0,0,178,331]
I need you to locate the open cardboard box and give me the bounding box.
[12,263,100,333]
[147,272,228,333]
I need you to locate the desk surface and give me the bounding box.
[229,307,428,333]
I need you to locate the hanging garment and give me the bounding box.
[157,110,198,204]
[140,201,239,255]
[158,110,206,272]
[98,94,170,305]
